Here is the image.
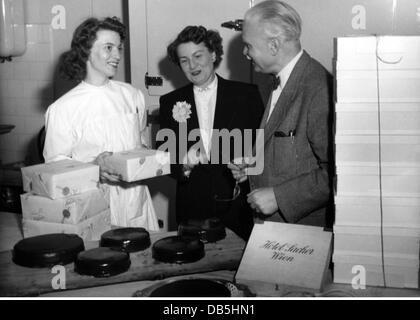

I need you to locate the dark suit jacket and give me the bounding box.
[158,75,264,239]
[249,51,334,228]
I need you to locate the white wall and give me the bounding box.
[0,0,126,183]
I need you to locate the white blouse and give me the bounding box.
[44,80,147,162]
[43,80,159,230]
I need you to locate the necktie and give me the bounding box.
[272,76,281,90]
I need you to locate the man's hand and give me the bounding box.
[227,157,254,183]
[227,162,248,183]
[247,187,278,215]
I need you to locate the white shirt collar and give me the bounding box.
[193,74,218,157]
[81,79,112,89]
[266,50,303,122]
[277,50,303,89]
[193,74,218,93]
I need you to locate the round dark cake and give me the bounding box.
[149,279,231,297]
[178,217,226,242]
[12,233,85,268]
[100,227,151,252]
[74,247,131,277]
[152,236,205,264]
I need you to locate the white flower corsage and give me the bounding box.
[172,101,192,123]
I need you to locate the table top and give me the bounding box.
[0,212,245,297]
[1,212,419,298]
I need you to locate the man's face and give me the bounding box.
[177,41,216,87]
[87,29,122,81]
[242,17,276,74]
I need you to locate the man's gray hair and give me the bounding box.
[246,0,302,41]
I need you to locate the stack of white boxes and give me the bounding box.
[20,159,111,241]
[333,36,420,288]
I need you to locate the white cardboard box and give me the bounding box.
[333,252,419,269]
[103,148,170,182]
[333,224,420,258]
[335,103,420,135]
[22,208,111,241]
[335,69,420,103]
[21,160,99,199]
[335,135,420,165]
[335,36,420,71]
[333,262,418,289]
[336,165,420,197]
[20,187,110,225]
[335,195,420,228]
[235,222,332,295]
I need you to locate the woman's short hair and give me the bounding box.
[246,0,302,41]
[60,17,126,81]
[167,25,223,68]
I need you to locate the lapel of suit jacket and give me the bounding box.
[213,75,234,130]
[174,84,199,151]
[259,93,273,128]
[263,51,311,143]
[186,84,199,132]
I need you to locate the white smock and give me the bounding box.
[43,80,159,231]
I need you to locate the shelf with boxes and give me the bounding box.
[333,35,420,289]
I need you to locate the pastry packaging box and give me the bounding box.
[335,103,420,136]
[336,165,420,198]
[20,187,110,225]
[103,148,170,182]
[335,36,420,71]
[235,222,332,296]
[333,261,418,289]
[333,251,420,269]
[21,159,99,199]
[332,224,420,289]
[334,36,420,103]
[333,250,419,289]
[335,135,420,165]
[22,209,111,242]
[335,69,420,103]
[335,195,420,228]
[333,224,420,258]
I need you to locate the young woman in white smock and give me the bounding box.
[43,17,159,230]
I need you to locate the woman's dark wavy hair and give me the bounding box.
[59,17,126,81]
[167,26,224,68]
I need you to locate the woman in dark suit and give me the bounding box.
[158,26,264,240]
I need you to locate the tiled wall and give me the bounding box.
[0,0,126,179]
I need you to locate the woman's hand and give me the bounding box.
[227,157,251,183]
[182,147,207,169]
[93,151,121,183]
[140,143,151,149]
[180,147,208,178]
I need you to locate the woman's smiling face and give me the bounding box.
[86,29,122,84]
[176,41,216,88]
